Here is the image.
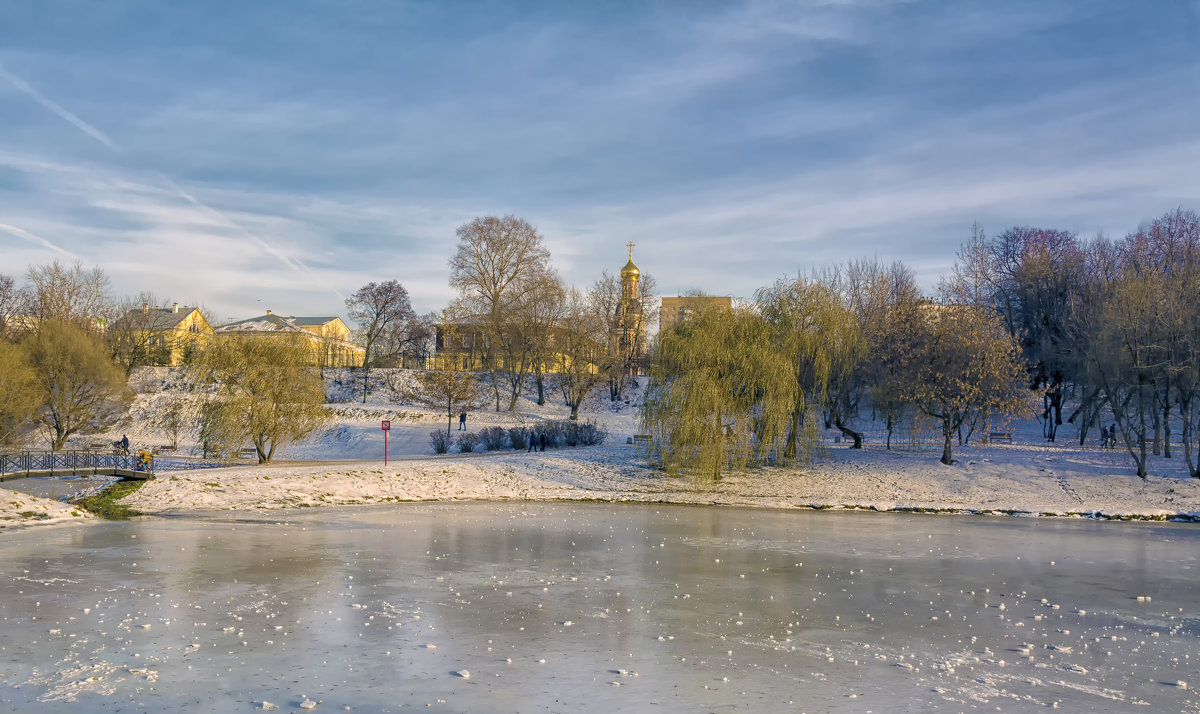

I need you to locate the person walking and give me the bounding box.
[527,430,537,452]
[539,431,547,452]
[459,412,467,430]
[119,434,130,455]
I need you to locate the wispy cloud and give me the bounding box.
[0,0,1196,315]
[0,65,119,150]
[0,222,74,256]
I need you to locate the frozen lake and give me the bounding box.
[1,504,1197,712]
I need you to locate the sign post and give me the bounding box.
[381,420,391,465]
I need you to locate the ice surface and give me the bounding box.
[0,504,1197,712]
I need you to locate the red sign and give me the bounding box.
[381,420,391,431]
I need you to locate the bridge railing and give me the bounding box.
[0,450,145,478]
[0,450,232,479]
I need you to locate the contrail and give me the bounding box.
[0,222,75,256]
[0,65,342,298]
[0,66,118,151]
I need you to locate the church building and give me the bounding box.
[612,242,648,374]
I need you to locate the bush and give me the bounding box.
[563,420,607,447]
[508,427,528,450]
[480,426,508,451]
[430,429,450,454]
[541,421,564,448]
[456,431,480,453]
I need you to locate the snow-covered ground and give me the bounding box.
[4,367,1200,525]
[0,488,93,528]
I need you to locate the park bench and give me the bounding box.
[632,434,651,445]
[152,445,177,455]
[238,447,259,459]
[87,441,109,451]
[988,431,1013,444]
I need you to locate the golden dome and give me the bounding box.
[620,259,640,277]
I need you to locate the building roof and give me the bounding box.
[216,313,309,334]
[112,306,202,331]
[291,316,341,327]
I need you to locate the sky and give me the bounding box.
[1,1,1198,322]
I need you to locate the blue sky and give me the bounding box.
[1,1,1198,321]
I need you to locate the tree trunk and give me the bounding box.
[535,372,545,406]
[940,417,954,466]
[1162,384,1171,459]
[361,364,370,404]
[832,416,862,449]
[885,413,894,450]
[1182,396,1197,477]
[784,403,802,460]
[569,402,580,421]
[1152,405,1161,456]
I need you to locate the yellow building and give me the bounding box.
[111,303,214,366]
[215,311,365,367]
[659,295,733,331]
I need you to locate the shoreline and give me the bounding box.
[6,441,1200,527]
[114,442,1200,524]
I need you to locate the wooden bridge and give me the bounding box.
[0,450,156,482]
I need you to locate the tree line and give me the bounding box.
[0,214,657,458]
[3,208,1197,479]
[642,208,1200,480]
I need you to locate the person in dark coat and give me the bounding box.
[459,412,467,430]
[528,430,537,452]
[539,431,547,452]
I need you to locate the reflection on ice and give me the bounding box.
[0,504,1197,712]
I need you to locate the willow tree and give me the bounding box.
[191,335,330,463]
[901,303,1031,465]
[25,320,131,450]
[0,340,38,445]
[756,278,862,457]
[641,304,795,480]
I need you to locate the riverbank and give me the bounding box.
[0,488,94,528]
[101,440,1200,522]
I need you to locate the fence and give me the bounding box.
[0,451,229,480]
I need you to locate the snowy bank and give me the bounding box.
[116,441,1200,522]
[0,490,94,528]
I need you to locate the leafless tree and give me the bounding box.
[448,215,554,410]
[25,260,113,328]
[0,273,27,342]
[346,280,417,402]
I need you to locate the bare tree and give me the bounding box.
[519,274,567,406]
[346,280,417,402]
[25,260,112,327]
[108,293,172,377]
[556,287,610,420]
[448,215,554,411]
[0,273,27,342]
[408,325,487,436]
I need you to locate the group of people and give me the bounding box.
[1100,424,1120,449]
[527,430,547,452]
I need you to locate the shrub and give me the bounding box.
[430,429,450,454]
[563,420,606,446]
[456,431,480,453]
[508,427,528,450]
[541,421,564,448]
[480,426,508,451]
[578,420,607,446]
